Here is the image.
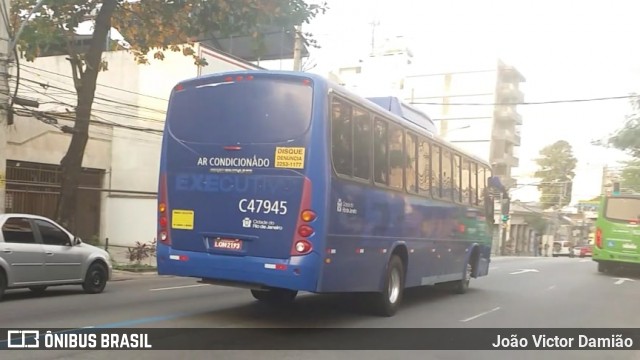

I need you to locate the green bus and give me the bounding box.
[592,194,640,273]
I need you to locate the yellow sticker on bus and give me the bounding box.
[172,209,194,230]
[274,147,305,169]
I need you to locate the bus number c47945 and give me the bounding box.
[238,199,288,215]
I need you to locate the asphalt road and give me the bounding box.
[1,256,639,360]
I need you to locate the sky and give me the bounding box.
[297,0,640,203]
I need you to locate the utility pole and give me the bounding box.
[292,24,303,72]
[0,0,11,215]
[369,19,380,53]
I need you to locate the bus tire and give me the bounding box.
[372,255,405,317]
[251,288,297,305]
[597,262,608,273]
[453,261,473,294]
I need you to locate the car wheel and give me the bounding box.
[0,271,6,301]
[82,263,108,294]
[28,286,48,295]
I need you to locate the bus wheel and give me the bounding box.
[251,288,297,305]
[372,255,405,317]
[597,262,609,273]
[453,262,472,294]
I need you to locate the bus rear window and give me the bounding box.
[167,78,313,144]
[605,197,640,222]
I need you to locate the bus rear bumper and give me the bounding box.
[156,245,320,292]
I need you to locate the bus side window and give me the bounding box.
[418,138,431,196]
[461,158,471,205]
[441,149,452,201]
[388,123,404,190]
[478,167,487,207]
[331,98,353,177]
[431,144,441,198]
[405,132,417,193]
[471,162,478,206]
[352,107,371,180]
[373,118,388,185]
[453,154,461,203]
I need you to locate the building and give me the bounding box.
[3,30,302,246]
[402,60,525,189]
[330,40,525,189]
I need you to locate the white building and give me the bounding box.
[4,42,262,246]
[331,42,525,188]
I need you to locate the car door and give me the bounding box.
[32,219,84,283]
[0,217,45,285]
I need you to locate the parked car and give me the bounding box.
[0,213,112,300]
[552,240,572,257]
[570,244,593,258]
[578,244,593,258]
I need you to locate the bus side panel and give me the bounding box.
[317,179,486,293]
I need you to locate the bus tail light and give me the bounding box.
[291,177,314,256]
[595,227,602,249]
[295,240,312,254]
[298,225,314,237]
[158,174,171,245]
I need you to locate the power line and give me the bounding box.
[19,62,169,102]
[409,94,639,106]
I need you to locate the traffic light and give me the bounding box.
[613,182,620,195]
[501,214,510,223]
[501,197,511,215]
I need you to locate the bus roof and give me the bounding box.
[174,69,492,168]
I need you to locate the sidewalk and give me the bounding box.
[101,244,159,281]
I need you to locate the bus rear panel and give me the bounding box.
[156,72,326,292]
[593,195,640,271]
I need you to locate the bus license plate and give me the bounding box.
[213,238,243,250]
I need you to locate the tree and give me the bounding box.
[620,159,640,193]
[598,95,640,158]
[534,140,578,210]
[523,213,549,235]
[10,0,327,231]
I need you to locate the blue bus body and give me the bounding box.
[156,70,496,315]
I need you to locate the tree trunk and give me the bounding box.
[55,0,118,231]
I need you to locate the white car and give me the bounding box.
[0,213,113,300]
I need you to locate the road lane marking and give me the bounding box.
[460,307,501,322]
[150,284,208,291]
[614,278,635,285]
[579,259,590,263]
[509,269,539,275]
[546,285,556,291]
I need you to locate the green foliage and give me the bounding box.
[620,159,640,193]
[127,239,156,264]
[11,0,328,67]
[534,140,578,210]
[524,213,548,234]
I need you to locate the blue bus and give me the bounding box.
[156,70,503,316]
